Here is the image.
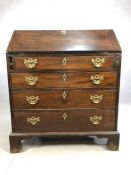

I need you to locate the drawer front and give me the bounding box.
[12,90,116,109]
[13,55,115,70]
[13,110,115,132]
[11,72,117,89]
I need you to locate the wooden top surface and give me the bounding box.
[7,30,121,53]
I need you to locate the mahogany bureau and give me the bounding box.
[6,30,121,152]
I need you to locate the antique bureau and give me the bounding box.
[6,30,121,152]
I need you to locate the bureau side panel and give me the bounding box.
[114,53,122,130]
[6,54,15,132]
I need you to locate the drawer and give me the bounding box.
[13,55,115,71]
[12,90,116,109]
[11,72,117,89]
[13,110,116,132]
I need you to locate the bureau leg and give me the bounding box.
[9,135,22,153]
[106,133,120,151]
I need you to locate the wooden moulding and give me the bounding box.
[9,131,120,153]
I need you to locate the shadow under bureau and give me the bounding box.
[6,30,121,152]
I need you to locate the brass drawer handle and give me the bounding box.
[24,58,38,69]
[62,91,67,100]
[90,94,103,104]
[62,113,68,120]
[27,117,40,125]
[89,116,102,125]
[91,58,105,68]
[25,76,38,86]
[62,57,67,66]
[90,75,104,85]
[62,73,67,81]
[61,30,67,35]
[26,96,39,105]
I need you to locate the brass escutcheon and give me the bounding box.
[89,115,102,125]
[24,58,38,69]
[62,73,67,81]
[62,91,67,100]
[91,58,105,68]
[62,113,68,120]
[90,75,104,85]
[62,57,67,66]
[26,96,39,105]
[90,94,103,104]
[25,76,38,86]
[27,117,40,125]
